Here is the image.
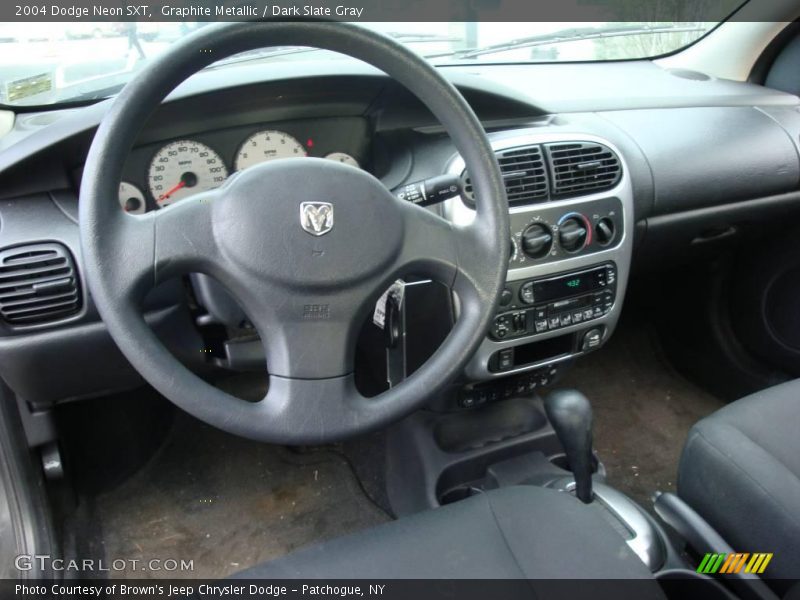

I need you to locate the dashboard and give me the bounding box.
[2,59,800,411]
[99,117,370,213]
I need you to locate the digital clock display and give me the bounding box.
[531,268,605,303]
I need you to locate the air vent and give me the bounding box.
[546,142,622,197]
[462,144,549,207]
[0,243,81,326]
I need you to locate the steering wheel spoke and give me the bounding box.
[98,189,220,305]
[240,284,369,380]
[258,374,374,444]
[396,201,498,305]
[152,190,219,284]
[395,200,460,284]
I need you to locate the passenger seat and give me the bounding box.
[678,380,800,592]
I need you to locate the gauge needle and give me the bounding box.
[158,180,186,202]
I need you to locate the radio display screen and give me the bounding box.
[532,268,603,302]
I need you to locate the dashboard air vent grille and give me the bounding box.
[0,243,81,326]
[462,144,548,207]
[545,142,621,197]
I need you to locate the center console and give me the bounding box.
[386,130,636,515]
[385,132,735,592]
[444,132,634,387]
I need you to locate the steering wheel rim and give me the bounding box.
[79,21,509,444]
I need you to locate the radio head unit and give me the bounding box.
[491,263,617,342]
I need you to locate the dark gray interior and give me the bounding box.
[65,402,391,581]
[678,380,800,595]
[0,15,799,599]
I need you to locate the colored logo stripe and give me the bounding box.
[697,553,773,574]
[746,553,773,574]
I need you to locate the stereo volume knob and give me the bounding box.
[521,223,553,259]
[558,217,588,252]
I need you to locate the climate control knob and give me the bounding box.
[595,217,615,245]
[558,216,589,253]
[521,223,553,259]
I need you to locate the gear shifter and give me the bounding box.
[545,389,595,503]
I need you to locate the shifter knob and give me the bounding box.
[544,389,594,503]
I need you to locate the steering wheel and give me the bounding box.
[80,21,508,444]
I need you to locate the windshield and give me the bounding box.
[0,21,724,107]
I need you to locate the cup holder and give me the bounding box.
[438,485,484,506]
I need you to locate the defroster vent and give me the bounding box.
[0,243,81,326]
[545,142,622,197]
[462,144,548,207]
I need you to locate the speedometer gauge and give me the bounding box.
[119,181,146,214]
[148,140,228,206]
[324,152,359,168]
[234,130,306,171]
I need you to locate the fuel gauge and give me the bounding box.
[324,152,359,168]
[119,182,147,214]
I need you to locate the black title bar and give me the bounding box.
[5,0,753,23]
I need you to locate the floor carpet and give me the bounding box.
[74,316,722,578]
[559,317,725,510]
[84,411,390,580]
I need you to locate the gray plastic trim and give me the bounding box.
[555,479,665,572]
[444,131,634,380]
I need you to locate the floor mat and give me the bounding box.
[558,318,725,511]
[85,411,390,580]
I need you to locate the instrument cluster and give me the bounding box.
[116,118,368,213]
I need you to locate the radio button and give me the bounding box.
[534,306,547,320]
[500,288,513,307]
[548,316,561,329]
[519,282,536,304]
[572,311,584,323]
[560,314,572,327]
[492,315,511,339]
[535,319,548,332]
[497,348,515,371]
[583,309,594,320]
[582,328,604,352]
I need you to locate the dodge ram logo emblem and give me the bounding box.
[299,202,334,236]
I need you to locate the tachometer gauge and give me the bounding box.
[119,181,146,214]
[148,140,228,206]
[234,130,307,171]
[324,152,359,168]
